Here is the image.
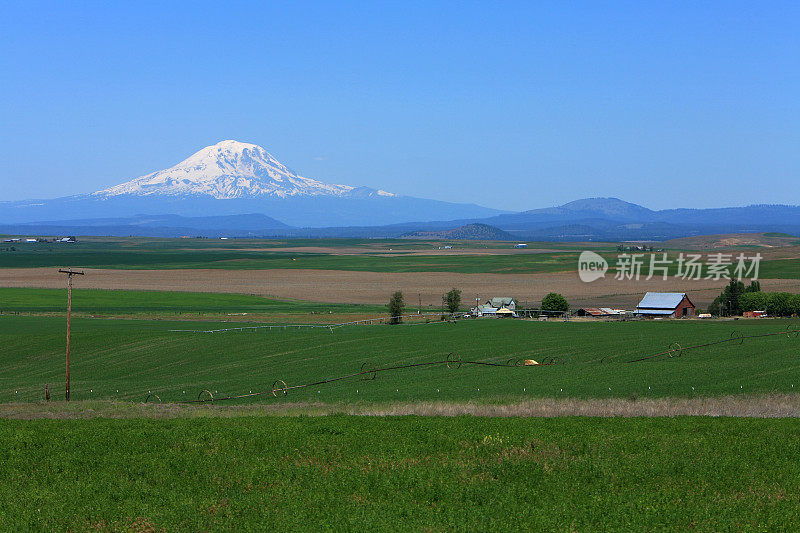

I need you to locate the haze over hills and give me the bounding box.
[1,141,798,240]
[4,197,799,241]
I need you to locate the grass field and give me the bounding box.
[0,287,385,316]
[2,260,799,530]
[2,315,798,404]
[0,245,579,273]
[3,237,798,277]
[1,416,799,530]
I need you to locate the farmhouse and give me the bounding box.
[634,292,695,318]
[486,297,516,310]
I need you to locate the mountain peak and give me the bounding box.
[559,197,653,214]
[93,140,396,200]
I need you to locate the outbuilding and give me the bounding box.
[634,292,695,318]
[474,305,497,316]
[576,307,627,317]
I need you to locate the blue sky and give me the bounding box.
[1,1,797,211]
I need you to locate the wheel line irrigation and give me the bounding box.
[173,325,799,404]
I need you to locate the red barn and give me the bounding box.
[634,292,695,318]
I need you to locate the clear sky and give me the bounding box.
[1,1,797,211]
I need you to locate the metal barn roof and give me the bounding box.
[636,292,687,310]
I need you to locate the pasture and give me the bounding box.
[2,416,799,530]
[0,287,385,317]
[2,315,798,404]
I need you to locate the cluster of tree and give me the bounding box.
[708,280,760,316]
[709,279,800,317]
[739,291,800,317]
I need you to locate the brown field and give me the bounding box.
[4,394,800,419]
[3,267,800,308]
[661,232,800,250]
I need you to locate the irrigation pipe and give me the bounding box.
[173,326,798,404]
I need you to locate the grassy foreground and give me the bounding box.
[2,315,799,403]
[1,416,798,530]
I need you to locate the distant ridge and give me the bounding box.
[3,197,800,241]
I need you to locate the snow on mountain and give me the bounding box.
[93,140,396,200]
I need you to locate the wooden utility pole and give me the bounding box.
[58,269,84,401]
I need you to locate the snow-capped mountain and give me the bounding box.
[94,140,396,200]
[0,140,504,227]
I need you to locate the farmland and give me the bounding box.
[2,236,800,311]
[2,416,800,530]
[2,236,800,531]
[0,287,385,317]
[0,241,581,273]
[2,236,800,276]
[2,315,799,404]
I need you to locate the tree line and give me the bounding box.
[708,280,800,317]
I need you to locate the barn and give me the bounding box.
[634,292,695,318]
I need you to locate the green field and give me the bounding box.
[1,416,798,530]
[0,287,385,316]
[3,237,799,277]
[2,315,798,404]
[0,244,579,273]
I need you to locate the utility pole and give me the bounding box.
[418,293,422,315]
[58,269,84,401]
